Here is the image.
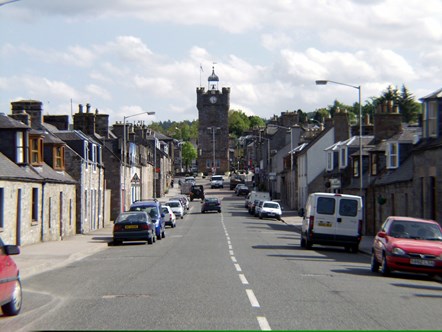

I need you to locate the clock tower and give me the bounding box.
[196,66,230,175]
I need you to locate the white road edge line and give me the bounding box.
[246,289,260,308]
[257,316,271,331]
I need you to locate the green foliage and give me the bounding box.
[228,109,266,137]
[181,141,197,170]
[374,84,421,124]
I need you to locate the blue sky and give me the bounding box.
[1,0,441,125]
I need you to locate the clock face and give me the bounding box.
[209,96,217,104]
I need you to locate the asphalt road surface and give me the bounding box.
[1,187,442,331]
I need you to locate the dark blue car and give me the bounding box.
[130,200,166,240]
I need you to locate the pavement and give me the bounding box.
[13,183,374,281]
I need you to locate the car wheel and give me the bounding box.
[381,254,390,276]
[300,236,306,248]
[1,279,22,316]
[259,214,263,219]
[305,238,313,249]
[181,216,184,219]
[162,230,166,238]
[152,234,156,243]
[147,235,153,245]
[113,239,122,246]
[218,210,221,213]
[371,252,380,272]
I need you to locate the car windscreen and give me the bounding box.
[166,201,180,207]
[263,202,279,209]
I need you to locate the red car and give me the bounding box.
[0,236,22,316]
[371,216,442,277]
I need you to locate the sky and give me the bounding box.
[0,0,441,126]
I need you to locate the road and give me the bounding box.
[1,186,442,331]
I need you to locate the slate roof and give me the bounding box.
[0,113,29,129]
[374,155,414,185]
[0,152,42,181]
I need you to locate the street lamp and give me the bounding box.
[207,127,220,174]
[268,124,294,171]
[122,111,155,210]
[315,79,363,197]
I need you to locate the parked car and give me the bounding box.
[300,192,363,253]
[210,175,224,188]
[259,201,282,220]
[371,216,442,276]
[165,200,184,219]
[0,236,22,316]
[249,199,261,215]
[161,205,176,228]
[254,200,265,217]
[130,200,166,240]
[113,211,156,245]
[201,197,222,213]
[171,195,190,211]
[235,184,249,196]
[247,191,271,213]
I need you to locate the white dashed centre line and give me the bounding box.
[257,316,272,331]
[239,274,249,285]
[246,289,260,308]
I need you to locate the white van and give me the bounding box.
[300,193,363,253]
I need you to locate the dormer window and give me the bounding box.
[29,135,43,166]
[16,131,26,164]
[339,146,348,168]
[53,145,65,171]
[371,153,378,176]
[386,142,399,169]
[427,101,438,138]
[326,151,333,171]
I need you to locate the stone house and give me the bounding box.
[0,104,77,246]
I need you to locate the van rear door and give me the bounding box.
[334,196,361,241]
[314,196,336,239]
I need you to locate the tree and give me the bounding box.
[375,84,421,124]
[398,85,421,124]
[249,115,266,128]
[228,110,250,137]
[181,141,197,171]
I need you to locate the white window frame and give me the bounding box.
[326,151,333,171]
[16,131,25,163]
[427,101,438,138]
[386,142,399,169]
[339,146,348,169]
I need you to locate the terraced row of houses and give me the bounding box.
[244,88,442,235]
[0,100,175,246]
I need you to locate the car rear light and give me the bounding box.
[113,224,123,231]
[308,216,314,235]
[140,224,149,230]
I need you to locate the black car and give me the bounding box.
[113,211,155,245]
[190,185,205,201]
[201,198,221,213]
[235,184,250,196]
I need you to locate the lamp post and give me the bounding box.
[315,79,363,197]
[207,127,220,175]
[268,124,294,171]
[122,111,155,211]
